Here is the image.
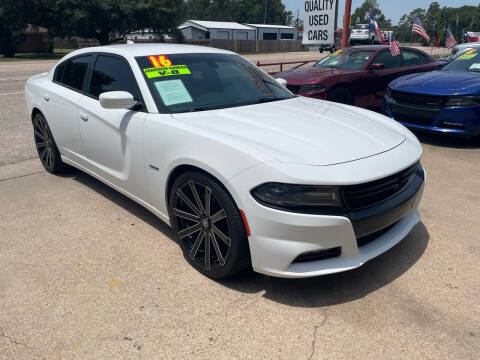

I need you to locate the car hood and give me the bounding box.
[173,97,406,166]
[276,66,358,84]
[390,70,480,95]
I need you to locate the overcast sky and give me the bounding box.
[283,0,479,25]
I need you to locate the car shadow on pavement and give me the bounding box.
[65,168,176,240]
[415,131,480,149]
[66,167,429,308]
[220,222,429,308]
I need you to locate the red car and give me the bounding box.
[275,45,441,110]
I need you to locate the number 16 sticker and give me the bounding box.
[148,55,173,67]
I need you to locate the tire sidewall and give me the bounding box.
[168,171,250,279]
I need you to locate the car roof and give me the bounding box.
[61,43,235,61]
[348,45,430,53]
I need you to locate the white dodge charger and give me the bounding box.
[25,44,425,278]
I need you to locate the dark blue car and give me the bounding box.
[384,49,480,137]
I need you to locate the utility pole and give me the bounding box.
[341,0,352,48]
[264,0,267,25]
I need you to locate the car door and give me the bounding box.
[43,55,92,161]
[76,53,148,198]
[367,50,404,108]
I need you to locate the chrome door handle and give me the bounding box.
[79,113,88,122]
[43,94,49,102]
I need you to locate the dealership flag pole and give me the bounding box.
[341,0,352,48]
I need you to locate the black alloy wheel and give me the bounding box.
[33,113,67,173]
[169,171,250,278]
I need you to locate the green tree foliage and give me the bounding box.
[351,0,392,29]
[394,2,480,46]
[0,0,30,57]
[184,0,291,25]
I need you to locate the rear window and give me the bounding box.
[60,55,92,91]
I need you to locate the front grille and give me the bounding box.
[286,84,300,94]
[292,247,341,263]
[342,163,420,211]
[392,91,447,107]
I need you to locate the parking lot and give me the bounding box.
[0,52,479,359]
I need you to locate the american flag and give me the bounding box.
[446,27,457,49]
[412,16,430,42]
[389,33,400,56]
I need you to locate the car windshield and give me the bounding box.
[443,48,480,72]
[314,50,374,70]
[136,53,293,113]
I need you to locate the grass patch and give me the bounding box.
[0,49,75,62]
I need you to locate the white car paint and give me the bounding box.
[25,44,424,278]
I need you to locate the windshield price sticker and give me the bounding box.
[458,53,478,60]
[154,79,193,106]
[143,65,191,78]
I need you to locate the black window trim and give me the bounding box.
[53,53,93,94]
[52,52,146,112]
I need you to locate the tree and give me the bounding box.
[351,0,392,29]
[0,0,30,57]
[135,0,186,41]
[184,0,292,26]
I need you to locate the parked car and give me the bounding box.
[319,37,342,53]
[25,44,425,279]
[276,45,441,110]
[349,24,381,45]
[384,48,480,137]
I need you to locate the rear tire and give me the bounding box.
[33,113,68,174]
[327,86,355,105]
[169,171,250,279]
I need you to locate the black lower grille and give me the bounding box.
[342,163,420,211]
[392,91,447,107]
[292,247,341,263]
[394,115,434,127]
[356,222,398,247]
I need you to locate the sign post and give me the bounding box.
[302,0,337,45]
[341,0,352,48]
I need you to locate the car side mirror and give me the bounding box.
[99,91,135,109]
[276,78,288,87]
[369,63,385,70]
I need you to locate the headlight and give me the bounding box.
[251,183,342,209]
[297,84,325,93]
[446,95,480,107]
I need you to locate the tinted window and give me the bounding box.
[402,51,428,66]
[54,63,65,82]
[62,56,91,91]
[372,51,402,69]
[89,55,139,99]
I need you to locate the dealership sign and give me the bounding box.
[303,0,337,45]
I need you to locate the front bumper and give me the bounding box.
[384,95,480,136]
[229,158,425,278]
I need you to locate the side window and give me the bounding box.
[402,51,428,66]
[89,55,140,100]
[61,55,91,91]
[54,62,65,82]
[372,51,402,69]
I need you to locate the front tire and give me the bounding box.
[33,113,67,174]
[327,86,355,105]
[169,171,250,279]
